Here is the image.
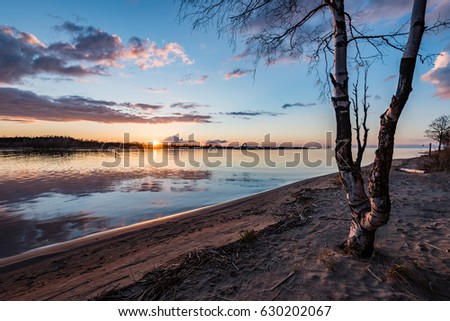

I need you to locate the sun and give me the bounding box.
[152,140,161,148]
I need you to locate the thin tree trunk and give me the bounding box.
[327,0,372,255]
[347,0,427,256]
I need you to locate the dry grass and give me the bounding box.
[420,148,450,172]
[318,249,335,272]
[386,262,432,299]
[97,248,236,301]
[331,174,342,187]
[239,229,258,243]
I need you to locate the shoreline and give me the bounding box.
[1,156,448,300]
[0,151,423,265]
[0,168,341,300]
[0,177,308,270]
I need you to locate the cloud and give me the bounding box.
[0,22,193,84]
[347,0,450,25]
[421,51,450,100]
[0,25,105,84]
[170,102,209,109]
[121,102,164,110]
[224,110,283,119]
[55,22,194,70]
[224,68,253,80]
[384,74,396,82]
[126,37,194,70]
[147,87,167,93]
[374,95,381,100]
[51,21,124,67]
[281,102,316,109]
[350,0,412,23]
[195,75,209,84]
[231,49,252,61]
[426,0,450,22]
[144,114,211,124]
[0,87,211,124]
[179,74,209,85]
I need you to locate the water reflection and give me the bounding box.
[0,208,108,258]
[0,148,421,258]
[0,167,212,205]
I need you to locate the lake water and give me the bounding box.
[0,147,422,258]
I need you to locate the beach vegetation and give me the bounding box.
[239,229,259,243]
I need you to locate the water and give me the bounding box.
[0,147,422,258]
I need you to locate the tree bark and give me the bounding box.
[327,0,372,256]
[328,0,427,257]
[347,0,427,256]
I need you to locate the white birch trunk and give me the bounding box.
[328,0,427,257]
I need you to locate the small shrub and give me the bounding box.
[239,229,258,243]
[420,148,450,172]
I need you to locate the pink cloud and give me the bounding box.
[126,38,194,70]
[179,74,208,85]
[421,51,450,100]
[0,22,194,84]
[224,68,252,80]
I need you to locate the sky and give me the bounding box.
[0,0,449,146]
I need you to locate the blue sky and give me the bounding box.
[0,0,449,146]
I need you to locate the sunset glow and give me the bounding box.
[0,1,448,146]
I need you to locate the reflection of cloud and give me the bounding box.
[0,88,211,124]
[170,184,207,192]
[224,68,252,80]
[281,102,316,109]
[0,209,107,258]
[0,163,212,205]
[421,52,450,100]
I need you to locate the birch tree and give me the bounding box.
[180,0,439,257]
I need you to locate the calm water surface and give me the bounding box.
[0,147,422,258]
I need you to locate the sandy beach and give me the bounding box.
[0,157,448,300]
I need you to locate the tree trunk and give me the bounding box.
[327,0,371,256]
[329,0,427,257]
[347,0,427,256]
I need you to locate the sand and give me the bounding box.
[0,157,448,300]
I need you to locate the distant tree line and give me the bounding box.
[0,136,144,150]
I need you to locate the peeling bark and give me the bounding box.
[329,0,427,257]
[328,0,369,238]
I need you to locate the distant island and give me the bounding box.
[0,136,141,151]
[0,136,313,150]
